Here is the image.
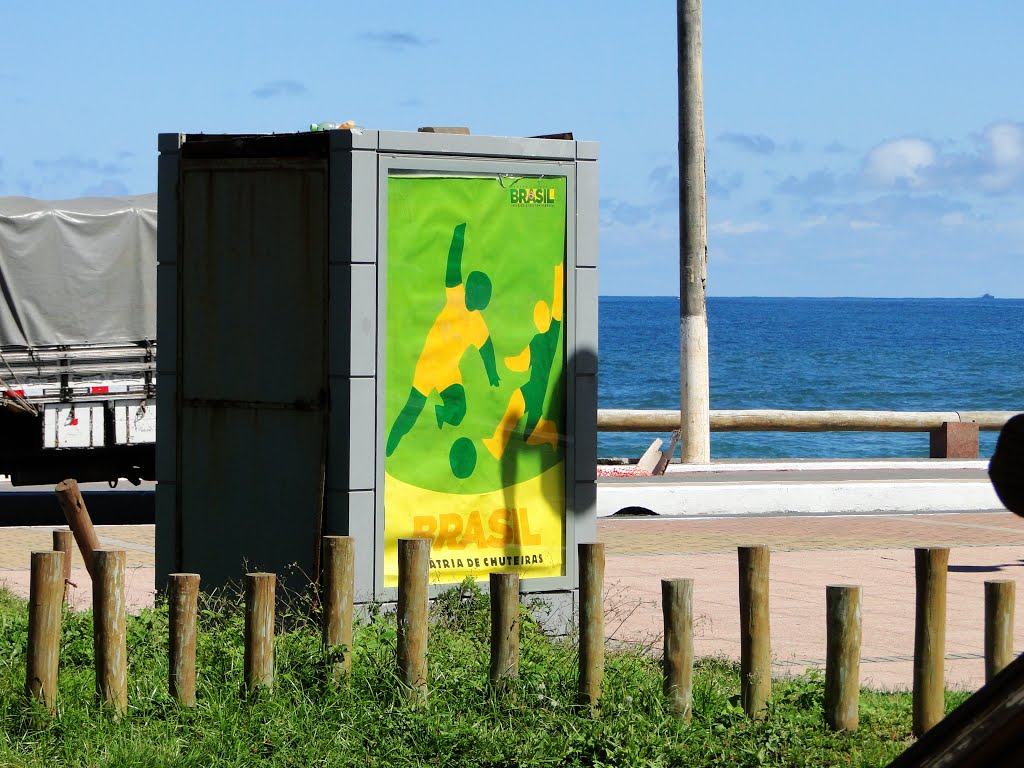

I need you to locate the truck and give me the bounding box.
[0,194,157,486]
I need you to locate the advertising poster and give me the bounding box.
[383,174,567,587]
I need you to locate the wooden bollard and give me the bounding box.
[984,580,1015,683]
[52,529,73,602]
[26,550,65,712]
[489,572,520,691]
[93,549,127,715]
[397,538,430,704]
[913,547,948,737]
[244,573,276,694]
[738,546,771,719]
[54,479,101,578]
[824,585,861,731]
[662,578,694,721]
[577,542,605,714]
[168,573,200,706]
[322,536,355,680]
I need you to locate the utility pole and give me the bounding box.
[678,0,711,463]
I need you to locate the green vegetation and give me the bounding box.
[0,582,968,767]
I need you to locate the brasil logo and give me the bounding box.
[510,187,556,206]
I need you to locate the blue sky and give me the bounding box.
[3,1,1022,297]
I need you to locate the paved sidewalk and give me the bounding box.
[599,512,1024,691]
[2,511,1023,691]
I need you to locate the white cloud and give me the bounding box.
[711,219,769,235]
[863,138,936,187]
[849,219,881,230]
[979,122,1024,192]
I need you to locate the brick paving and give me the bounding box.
[2,512,1023,690]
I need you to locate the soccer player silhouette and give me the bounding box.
[482,263,563,460]
[386,223,500,458]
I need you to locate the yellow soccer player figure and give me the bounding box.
[483,263,563,460]
[386,223,501,463]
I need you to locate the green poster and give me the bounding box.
[383,174,567,586]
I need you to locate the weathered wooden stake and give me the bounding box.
[322,536,355,680]
[168,573,200,706]
[93,548,127,715]
[677,0,711,463]
[52,529,73,601]
[26,550,65,712]
[244,572,276,694]
[55,479,101,577]
[825,584,861,731]
[489,572,520,691]
[662,578,694,721]
[984,579,1015,683]
[738,545,771,719]
[397,538,430,704]
[913,547,948,737]
[577,542,605,714]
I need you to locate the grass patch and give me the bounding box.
[0,580,962,767]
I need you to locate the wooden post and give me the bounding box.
[577,542,605,714]
[662,578,694,721]
[825,585,861,731]
[26,550,65,712]
[984,580,1015,683]
[677,0,710,464]
[738,546,771,719]
[489,572,520,691]
[168,573,200,706]
[244,572,276,694]
[322,536,355,680]
[54,479,101,578]
[913,547,949,737]
[52,529,73,602]
[397,538,430,704]
[93,548,127,715]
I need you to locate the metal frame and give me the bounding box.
[373,153,581,598]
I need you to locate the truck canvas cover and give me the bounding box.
[0,194,157,348]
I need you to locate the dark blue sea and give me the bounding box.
[598,297,1024,460]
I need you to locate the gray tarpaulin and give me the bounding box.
[0,194,157,348]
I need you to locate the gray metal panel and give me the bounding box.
[179,161,328,404]
[158,133,185,153]
[157,151,180,267]
[574,267,599,375]
[325,375,349,493]
[156,265,177,375]
[328,264,350,377]
[349,264,376,376]
[154,481,177,590]
[179,405,325,588]
[350,152,378,264]
[327,129,380,151]
[376,131,576,160]
[349,376,376,490]
[572,481,597,558]
[575,161,599,268]
[575,375,598,482]
[155,372,177,484]
[325,490,376,600]
[328,148,378,266]
[576,141,599,161]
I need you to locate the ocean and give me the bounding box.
[597,296,1024,460]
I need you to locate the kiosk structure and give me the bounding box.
[156,130,598,615]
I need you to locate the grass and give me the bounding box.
[0,581,970,767]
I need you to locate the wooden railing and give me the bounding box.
[597,409,1020,433]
